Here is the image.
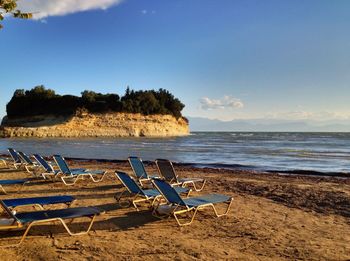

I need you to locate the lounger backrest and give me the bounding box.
[128,157,148,179]
[18,151,34,165]
[115,171,145,196]
[33,154,54,173]
[8,148,21,163]
[155,159,178,183]
[152,178,186,206]
[53,155,72,174]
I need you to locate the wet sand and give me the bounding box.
[0,159,349,260]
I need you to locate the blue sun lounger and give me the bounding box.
[53,155,107,186]
[152,178,233,226]
[115,171,190,211]
[17,151,39,174]
[8,148,23,169]
[0,179,31,194]
[128,156,159,186]
[33,154,61,180]
[2,195,75,210]
[155,159,206,191]
[0,200,103,247]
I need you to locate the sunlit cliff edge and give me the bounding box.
[0,111,189,138]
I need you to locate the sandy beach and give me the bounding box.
[0,159,349,260]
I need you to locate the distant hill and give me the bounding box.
[187,117,350,132]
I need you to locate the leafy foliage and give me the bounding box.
[6,86,185,119]
[0,0,32,29]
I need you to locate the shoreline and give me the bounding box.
[2,153,350,179]
[6,154,348,179]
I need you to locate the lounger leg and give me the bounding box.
[151,199,173,219]
[0,159,7,167]
[132,198,143,211]
[67,200,76,208]
[173,208,198,226]
[61,176,81,186]
[42,173,53,180]
[172,199,233,226]
[89,172,107,183]
[13,163,20,169]
[210,198,234,217]
[34,204,45,210]
[15,182,28,194]
[0,216,98,247]
[183,180,206,192]
[150,195,162,208]
[132,196,152,211]
[25,165,31,174]
[0,185,7,194]
[59,216,97,236]
[0,222,36,247]
[114,190,132,208]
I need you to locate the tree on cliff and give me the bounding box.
[0,0,32,29]
[6,86,185,119]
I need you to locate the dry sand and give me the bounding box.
[0,159,349,260]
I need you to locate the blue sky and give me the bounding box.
[1,0,350,122]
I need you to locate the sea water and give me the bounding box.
[0,132,350,174]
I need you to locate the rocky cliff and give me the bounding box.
[0,112,189,138]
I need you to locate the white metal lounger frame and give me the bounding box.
[152,180,233,226]
[0,181,29,195]
[115,172,161,211]
[0,201,100,247]
[53,156,108,186]
[60,171,108,186]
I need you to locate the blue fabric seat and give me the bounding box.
[0,179,29,185]
[70,169,105,175]
[15,207,101,223]
[0,201,104,247]
[3,195,75,209]
[115,171,190,211]
[0,178,31,194]
[152,178,233,226]
[182,194,232,207]
[155,159,206,191]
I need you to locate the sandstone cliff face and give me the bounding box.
[0,112,189,138]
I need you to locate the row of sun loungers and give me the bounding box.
[0,148,233,246]
[0,149,108,191]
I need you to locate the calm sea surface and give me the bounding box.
[1,132,350,174]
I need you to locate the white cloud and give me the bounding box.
[17,0,124,19]
[200,95,244,110]
[265,110,350,121]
